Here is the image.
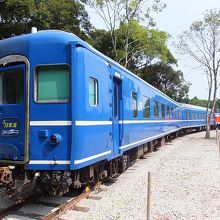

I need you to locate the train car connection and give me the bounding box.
[0,30,212,200]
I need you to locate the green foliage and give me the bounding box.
[89,29,114,58]
[91,22,176,68]
[139,63,190,102]
[188,97,208,107]
[144,29,176,64]
[0,0,35,38]
[85,0,166,25]
[90,23,185,101]
[0,0,92,39]
[84,0,166,63]
[188,97,220,110]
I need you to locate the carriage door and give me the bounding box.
[112,76,122,156]
[0,64,26,161]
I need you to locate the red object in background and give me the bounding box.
[215,113,220,124]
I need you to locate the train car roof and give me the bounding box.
[0,30,180,106]
[180,103,207,111]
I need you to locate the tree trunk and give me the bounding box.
[205,114,211,138]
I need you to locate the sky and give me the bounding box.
[87,0,220,100]
[153,0,220,100]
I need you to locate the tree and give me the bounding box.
[177,9,220,138]
[140,63,190,102]
[116,21,175,68]
[91,27,189,101]
[89,29,113,58]
[0,0,92,39]
[188,97,208,108]
[0,0,35,38]
[32,0,92,39]
[91,24,176,69]
[85,0,166,64]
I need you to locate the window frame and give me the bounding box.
[132,92,138,118]
[167,106,170,119]
[34,64,71,104]
[89,77,98,107]
[186,111,190,120]
[154,101,159,118]
[161,104,165,119]
[143,95,150,119]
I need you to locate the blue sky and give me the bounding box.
[87,0,220,99]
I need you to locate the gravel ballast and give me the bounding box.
[62,131,220,220]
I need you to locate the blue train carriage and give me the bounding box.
[177,103,208,132]
[0,30,206,199]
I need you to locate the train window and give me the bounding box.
[143,96,150,118]
[154,101,159,118]
[0,68,24,104]
[161,104,165,119]
[171,108,174,119]
[167,106,170,118]
[36,65,70,103]
[178,111,180,119]
[89,77,98,106]
[132,92,138,118]
[177,110,181,119]
[186,112,190,120]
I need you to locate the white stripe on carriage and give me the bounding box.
[181,124,206,129]
[119,120,182,124]
[120,119,205,124]
[30,120,205,127]
[119,128,180,150]
[30,121,72,126]
[74,150,112,164]
[120,123,207,151]
[75,121,112,126]
[74,119,205,126]
[29,160,70,165]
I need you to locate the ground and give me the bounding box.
[62,131,220,220]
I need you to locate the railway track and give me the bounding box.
[0,184,100,220]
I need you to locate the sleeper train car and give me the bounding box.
[0,30,211,199]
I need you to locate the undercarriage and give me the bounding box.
[0,135,173,202]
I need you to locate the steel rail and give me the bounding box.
[41,190,90,220]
